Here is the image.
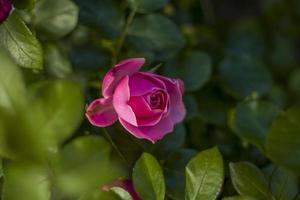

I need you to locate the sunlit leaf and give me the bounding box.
[0,50,26,113]
[133,153,165,200]
[0,13,43,69]
[54,135,125,198]
[185,147,224,200]
[2,161,50,200]
[110,187,133,200]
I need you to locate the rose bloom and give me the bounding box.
[0,0,12,24]
[86,58,186,143]
[102,179,141,200]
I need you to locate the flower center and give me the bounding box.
[149,90,166,109]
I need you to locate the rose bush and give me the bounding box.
[86,58,186,143]
[1,0,300,199]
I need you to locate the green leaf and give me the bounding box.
[128,0,170,13]
[0,79,83,161]
[263,165,298,200]
[226,30,265,59]
[164,51,212,92]
[219,54,272,98]
[44,44,72,78]
[70,46,109,71]
[0,50,26,113]
[33,0,79,38]
[74,0,123,38]
[2,161,50,200]
[11,0,36,9]
[0,13,43,69]
[128,14,185,60]
[164,149,197,200]
[184,94,200,120]
[54,135,125,198]
[229,100,280,151]
[229,162,271,199]
[0,102,55,161]
[152,123,186,158]
[110,187,133,200]
[30,80,84,145]
[133,153,165,200]
[266,106,300,175]
[185,147,224,200]
[222,196,256,200]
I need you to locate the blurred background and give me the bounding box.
[0,0,300,199]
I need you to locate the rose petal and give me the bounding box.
[128,96,156,117]
[128,96,163,126]
[129,72,166,96]
[85,98,118,127]
[119,116,174,143]
[0,0,12,24]
[102,58,145,98]
[153,75,186,124]
[113,76,138,126]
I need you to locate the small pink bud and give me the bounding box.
[0,0,12,24]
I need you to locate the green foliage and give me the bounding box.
[222,196,256,200]
[164,51,212,92]
[229,162,273,199]
[2,162,50,200]
[74,0,123,38]
[263,164,299,200]
[133,153,165,200]
[33,0,79,38]
[11,0,36,9]
[0,0,300,199]
[129,0,170,13]
[267,106,300,175]
[43,43,72,78]
[0,13,43,69]
[0,50,26,113]
[127,14,185,60]
[53,135,124,198]
[185,147,224,200]
[229,100,280,151]
[219,54,272,98]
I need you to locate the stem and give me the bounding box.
[112,5,138,65]
[102,128,130,167]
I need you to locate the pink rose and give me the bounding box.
[102,179,141,200]
[86,58,186,143]
[0,0,12,24]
